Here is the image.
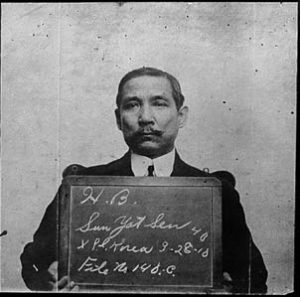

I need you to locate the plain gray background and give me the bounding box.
[1,2,297,293]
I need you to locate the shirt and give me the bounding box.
[131,149,176,177]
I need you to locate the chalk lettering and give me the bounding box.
[174,244,183,256]
[159,241,169,253]
[92,236,112,250]
[81,187,104,205]
[113,261,128,274]
[144,213,192,230]
[128,262,176,277]
[77,239,89,250]
[200,232,209,242]
[150,262,161,275]
[120,242,153,254]
[131,264,140,272]
[109,238,126,252]
[183,241,193,254]
[75,212,193,241]
[202,248,209,258]
[75,212,111,233]
[108,215,146,239]
[139,263,151,273]
[110,189,130,206]
[92,238,101,251]
[77,256,109,275]
[166,265,176,275]
[108,238,153,254]
[191,226,202,236]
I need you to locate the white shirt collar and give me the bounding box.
[131,149,176,177]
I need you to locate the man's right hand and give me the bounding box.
[42,261,78,291]
[222,272,233,293]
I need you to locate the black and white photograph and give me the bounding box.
[0,2,297,294]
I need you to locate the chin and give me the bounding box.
[134,142,173,158]
[135,143,159,157]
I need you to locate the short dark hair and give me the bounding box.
[116,67,185,110]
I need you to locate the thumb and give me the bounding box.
[71,284,80,292]
[48,261,58,281]
[223,272,233,282]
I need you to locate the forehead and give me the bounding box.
[121,75,173,98]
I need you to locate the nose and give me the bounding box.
[138,104,154,125]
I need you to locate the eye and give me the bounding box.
[123,101,140,110]
[153,98,169,107]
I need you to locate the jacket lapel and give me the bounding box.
[118,150,207,177]
[171,151,208,177]
[171,151,188,176]
[115,150,134,176]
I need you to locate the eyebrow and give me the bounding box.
[121,96,140,103]
[121,94,171,105]
[151,95,169,100]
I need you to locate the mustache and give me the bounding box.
[135,128,163,137]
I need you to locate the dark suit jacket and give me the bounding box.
[20,151,268,293]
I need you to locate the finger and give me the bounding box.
[48,280,57,291]
[57,275,70,290]
[48,261,58,282]
[38,270,57,290]
[65,281,75,291]
[48,272,57,283]
[223,272,233,282]
[61,280,77,292]
[48,261,58,272]
[71,285,80,292]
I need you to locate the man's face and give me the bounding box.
[115,75,188,158]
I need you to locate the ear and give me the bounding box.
[115,108,122,130]
[178,106,189,128]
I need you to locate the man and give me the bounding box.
[20,67,268,293]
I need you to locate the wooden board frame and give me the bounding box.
[58,176,222,293]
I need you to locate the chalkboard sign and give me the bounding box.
[59,176,222,293]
